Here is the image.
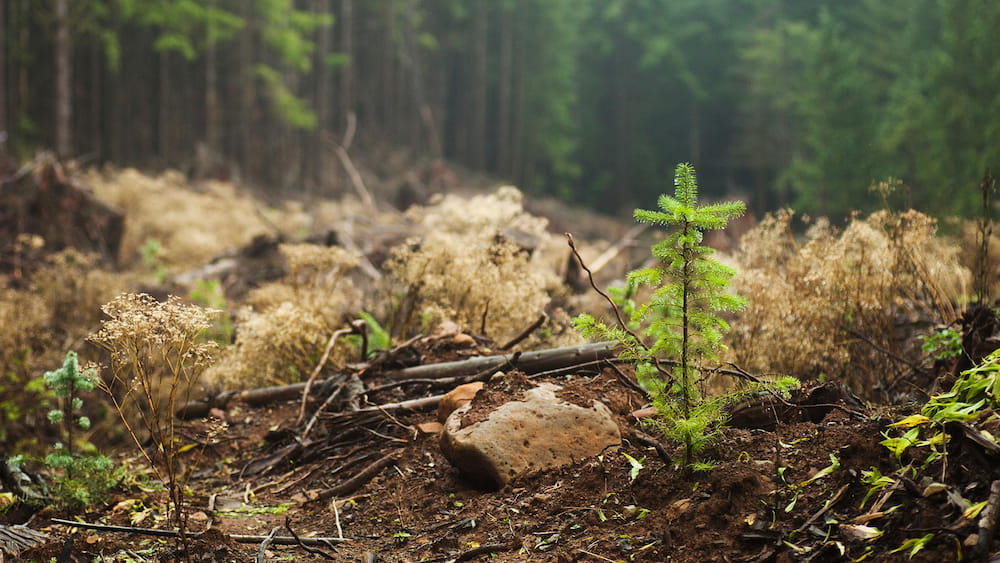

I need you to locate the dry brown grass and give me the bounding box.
[204,243,361,390]
[386,186,568,344]
[32,248,127,336]
[85,168,313,270]
[726,209,969,398]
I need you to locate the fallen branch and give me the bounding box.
[334,146,373,212]
[0,524,50,557]
[794,483,849,536]
[298,328,353,425]
[628,429,672,465]
[177,341,619,418]
[307,450,402,503]
[50,518,348,546]
[500,313,547,350]
[285,516,337,560]
[587,223,648,276]
[456,541,517,561]
[377,341,617,381]
[256,527,280,563]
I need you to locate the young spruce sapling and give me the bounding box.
[576,163,763,467]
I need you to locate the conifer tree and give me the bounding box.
[576,163,748,466]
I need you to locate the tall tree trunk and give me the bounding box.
[0,0,7,156]
[205,0,219,153]
[54,0,72,157]
[510,13,525,183]
[158,50,169,165]
[470,0,488,169]
[90,39,102,160]
[312,0,332,192]
[496,3,513,176]
[239,1,256,183]
[339,0,354,126]
[400,0,439,156]
[611,40,632,207]
[689,97,701,166]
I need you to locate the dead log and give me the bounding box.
[50,518,347,546]
[0,524,50,558]
[0,152,124,271]
[377,340,617,381]
[176,341,618,418]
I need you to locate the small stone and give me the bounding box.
[437,382,485,423]
[417,421,444,434]
[629,406,657,420]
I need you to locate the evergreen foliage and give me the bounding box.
[40,351,119,509]
[1,0,997,214]
[576,163,753,466]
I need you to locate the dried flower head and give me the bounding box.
[90,293,219,382]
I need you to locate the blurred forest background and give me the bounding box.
[0,0,996,218]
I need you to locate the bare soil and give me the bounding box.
[8,360,972,562]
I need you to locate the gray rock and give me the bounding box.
[439,382,621,489]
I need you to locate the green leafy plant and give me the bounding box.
[346,311,391,359]
[139,238,168,284]
[40,351,119,508]
[575,163,783,466]
[877,349,1000,558]
[891,533,935,559]
[188,279,234,344]
[920,327,962,361]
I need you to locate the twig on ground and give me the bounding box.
[51,518,189,538]
[794,484,849,536]
[501,313,548,350]
[456,541,516,561]
[298,327,352,426]
[604,360,650,398]
[577,548,619,562]
[629,429,672,465]
[301,383,344,440]
[308,450,403,503]
[284,516,337,560]
[256,526,280,563]
[331,498,344,540]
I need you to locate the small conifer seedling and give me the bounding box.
[41,351,118,508]
[576,163,753,467]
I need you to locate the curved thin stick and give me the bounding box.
[297,328,353,425]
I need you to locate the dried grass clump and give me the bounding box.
[86,168,311,270]
[727,209,968,397]
[0,285,50,374]
[205,243,361,389]
[32,248,126,334]
[959,220,1000,301]
[388,186,563,343]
